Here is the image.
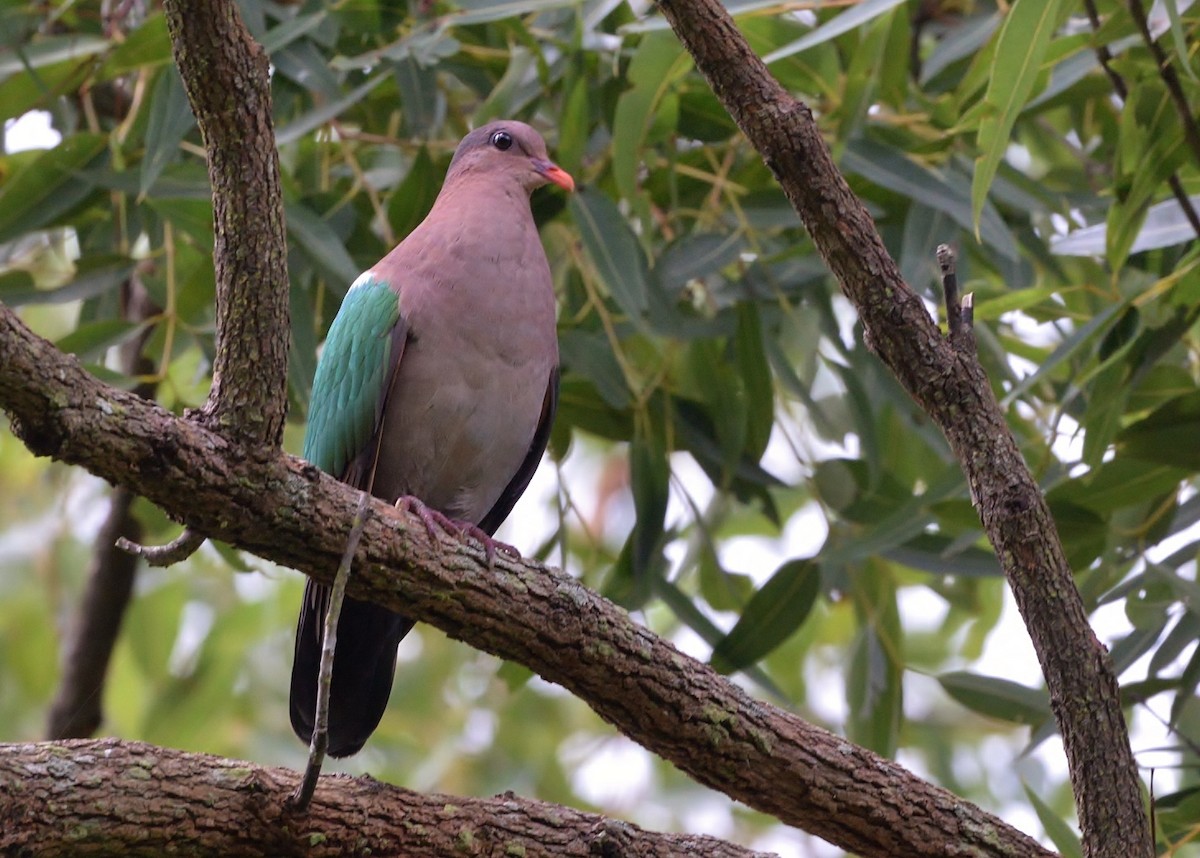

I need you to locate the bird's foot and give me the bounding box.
[394,495,520,567]
[396,495,454,550]
[456,521,521,568]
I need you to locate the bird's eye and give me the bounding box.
[490,130,514,151]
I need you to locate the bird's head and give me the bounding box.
[446,120,575,195]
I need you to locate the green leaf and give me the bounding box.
[656,231,745,292]
[884,534,1001,578]
[687,339,747,479]
[697,534,755,612]
[899,201,951,292]
[275,73,390,146]
[1117,391,1200,469]
[630,432,669,583]
[1052,194,1200,256]
[763,0,908,64]
[1048,500,1108,572]
[607,431,669,609]
[142,600,266,749]
[972,284,1063,319]
[123,578,187,683]
[844,139,1018,260]
[259,10,328,54]
[476,48,538,123]
[0,34,109,78]
[673,398,785,518]
[1163,0,1197,81]
[209,540,251,572]
[1169,644,1200,728]
[140,68,195,197]
[571,187,652,321]
[654,577,788,702]
[1109,625,1167,677]
[819,465,965,570]
[0,254,136,306]
[557,375,633,441]
[144,196,215,251]
[612,31,690,203]
[1023,784,1083,858]
[386,147,440,240]
[0,56,94,123]
[1001,297,1130,407]
[921,12,998,85]
[558,329,631,409]
[99,13,172,78]
[1049,459,1188,516]
[0,133,107,243]
[1156,785,1200,842]
[56,319,145,360]
[711,559,819,673]
[555,73,589,176]
[847,562,903,755]
[1081,361,1131,468]
[621,0,792,33]
[496,660,534,691]
[1149,612,1200,676]
[284,200,361,294]
[836,9,893,138]
[448,0,582,25]
[733,303,774,462]
[971,0,1063,230]
[938,671,1050,725]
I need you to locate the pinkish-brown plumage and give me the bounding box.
[291,121,572,757]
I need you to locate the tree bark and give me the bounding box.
[164,0,289,447]
[0,303,1052,858]
[0,739,771,857]
[0,1,1122,856]
[653,3,1151,858]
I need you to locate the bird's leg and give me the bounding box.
[396,494,456,550]
[288,491,372,811]
[395,495,520,566]
[458,522,521,568]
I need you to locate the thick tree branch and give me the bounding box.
[0,3,1087,856]
[653,3,1150,857]
[0,304,1051,858]
[163,0,289,447]
[0,739,769,857]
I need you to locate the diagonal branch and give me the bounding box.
[0,304,1051,858]
[0,3,1091,856]
[0,739,771,858]
[652,2,1152,857]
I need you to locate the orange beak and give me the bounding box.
[536,160,575,192]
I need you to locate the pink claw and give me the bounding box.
[395,495,521,567]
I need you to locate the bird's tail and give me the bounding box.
[289,579,415,758]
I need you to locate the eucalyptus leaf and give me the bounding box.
[712,559,819,673]
[938,671,1050,725]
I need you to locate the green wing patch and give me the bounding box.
[303,274,402,478]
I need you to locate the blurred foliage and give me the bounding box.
[1,0,1199,854]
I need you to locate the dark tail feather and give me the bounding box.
[289,579,415,758]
